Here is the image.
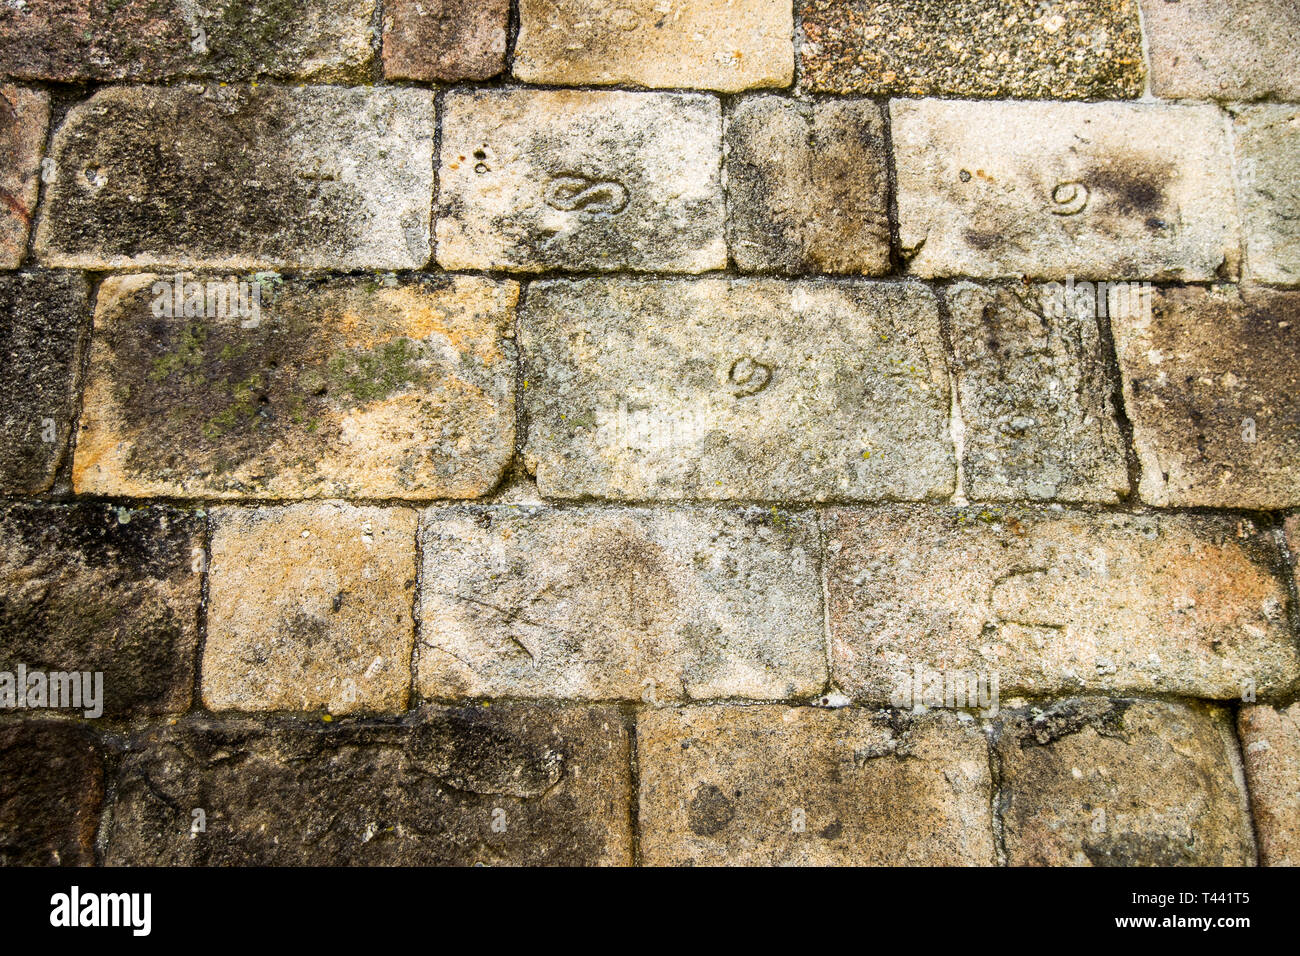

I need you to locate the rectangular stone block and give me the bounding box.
[106,707,633,865]
[0,86,48,268]
[1233,105,1300,286]
[1238,702,1300,866]
[0,271,88,493]
[383,0,509,81]
[995,699,1254,866]
[893,100,1239,281]
[826,506,1298,701]
[0,723,103,866]
[36,85,433,270]
[799,0,1145,98]
[74,273,515,500]
[0,0,375,82]
[1111,285,1300,508]
[436,90,725,273]
[725,96,889,275]
[513,0,793,91]
[0,502,203,718]
[418,506,826,701]
[638,706,995,865]
[521,278,953,501]
[947,282,1128,503]
[1140,0,1300,100]
[203,504,417,714]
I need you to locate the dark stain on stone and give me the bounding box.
[0,722,104,865]
[687,783,735,835]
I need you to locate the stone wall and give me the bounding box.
[1,0,1298,866]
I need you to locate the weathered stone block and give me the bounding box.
[893,100,1239,280]
[521,278,953,501]
[436,90,725,273]
[826,506,1297,701]
[1140,0,1300,100]
[638,706,994,865]
[0,86,48,268]
[1238,702,1300,866]
[419,506,826,701]
[1111,285,1300,508]
[0,271,88,494]
[948,282,1128,502]
[513,0,793,91]
[726,96,889,275]
[0,502,203,718]
[0,0,375,82]
[74,274,515,500]
[799,0,1145,98]
[383,0,509,81]
[1233,105,1300,287]
[0,723,103,866]
[106,707,633,865]
[995,699,1254,866]
[203,504,417,714]
[36,85,433,270]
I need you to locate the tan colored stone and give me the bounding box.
[204,504,417,714]
[419,506,826,701]
[36,85,433,270]
[436,89,725,273]
[74,274,516,500]
[1288,515,1299,595]
[1140,0,1300,101]
[513,0,792,91]
[638,706,995,865]
[1238,702,1300,866]
[826,506,1297,701]
[726,96,889,275]
[948,282,1128,503]
[893,99,1239,280]
[383,0,509,81]
[1233,105,1300,287]
[0,87,48,268]
[996,699,1255,866]
[1111,285,1300,509]
[521,278,953,502]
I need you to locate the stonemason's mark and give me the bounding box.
[1050,181,1090,216]
[543,174,630,215]
[728,356,772,397]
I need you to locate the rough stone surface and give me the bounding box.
[436,90,725,273]
[0,502,203,719]
[893,100,1240,281]
[106,707,632,865]
[948,282,1128,503]
[638,706,995,865]
[826,506,1297,701]
[1141,0,1300,101]
[1233,105,1300,287]
[521,278,953,502]
[1289,515,1300,595]
[799,0,1145,98]
[0,272,88,494]
[726,96,889,275]
[0,87,48,268]
[383,0,509,81]
[203,504,417,714]
[0,723,103,866]
[995,699,1255,866]
[513,0,793,91]
[1238,702,1300,866]
[74,274,515,500]
[419,506,826,701]
[1111,285,1300,509]
[36,85,433,270]
[0,0,375,82]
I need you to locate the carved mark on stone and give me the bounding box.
[1050,181,1090,216]
[543,174,629,215]
[728,357,772,397]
